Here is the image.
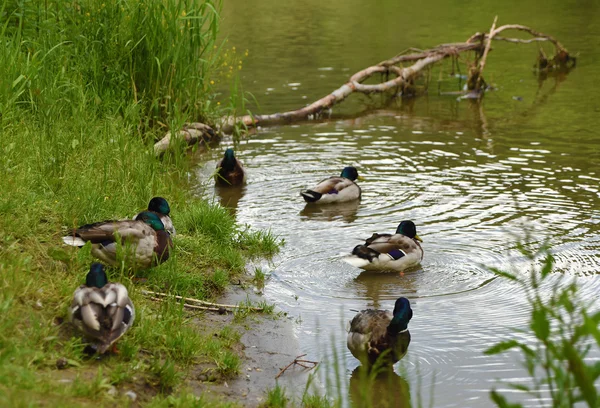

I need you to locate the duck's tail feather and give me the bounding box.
[343,245,381,268]
[62,236,86,247]
[351,245,380,261]
[300,189,322,203]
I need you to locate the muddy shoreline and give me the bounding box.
[190,284,317,406]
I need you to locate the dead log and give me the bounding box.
[153,122,218,157]
[154,18,573,153]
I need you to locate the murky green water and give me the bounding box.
[200,1,600,406]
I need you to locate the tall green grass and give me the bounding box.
[1,0,227,129]
[0,0,279,405]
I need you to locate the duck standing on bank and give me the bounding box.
[300,166,362,204]
[135,197,176,236]
[70,263,135,354]
[62,211,172,269]
[347,297,413,365]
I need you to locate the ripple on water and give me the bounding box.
[197,120,600,406]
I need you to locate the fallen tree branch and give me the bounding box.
[153,122,218,157]
[154,18,573,153]
[275,354,318,379]
[141,289,264,311]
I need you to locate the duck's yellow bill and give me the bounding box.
[414,234,423,242]
[357,176,366,181]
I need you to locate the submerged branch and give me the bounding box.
[154,19,573,153]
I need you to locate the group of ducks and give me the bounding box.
[63,148,423,367]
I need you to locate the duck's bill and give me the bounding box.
[357,176,366,181]
[414,234,423,242]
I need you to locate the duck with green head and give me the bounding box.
[215,148,246,186]
[343,221,423,272]
[62,211,172,269]
[134,196,175,236]
[347,297,412,365]
[70,263,135,354]
[300,166,362,204]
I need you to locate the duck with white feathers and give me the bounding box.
[62,211,172,269]
[134,197,176,236]
[343,221,423,272]
[300,166,362,204]
[70,263,135,354]
[347,297,412,365]
[215,148,246,186]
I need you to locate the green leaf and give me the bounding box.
[563,341,597,407]
[508,383,531,393]
[489,267,518,281]
[530,308,549,341]
[490,390,523,408]
[540,253,554,278]
[484,340,520,355]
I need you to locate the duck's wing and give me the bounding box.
[347,310,392,359]
[380,235,423,258]
[349,309,391,334]
[364,233,393,245]
[74,220,150,243]
[309,177,356,195]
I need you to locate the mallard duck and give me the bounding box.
[343,221,423,272]
[215,148,246,186]
[300,166,362,204]
[347,297,412,365]
[62,211,172,269]
[71,263,135,354]
[134,197,176,236]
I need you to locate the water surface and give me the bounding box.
[199,1,600,406]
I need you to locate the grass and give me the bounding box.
[485,243,600,408]
[0,0,279,405]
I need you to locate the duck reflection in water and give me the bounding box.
[215,185,246,217]
[349,365,411,408]
[351,270,417,309]
[299,200,360,224]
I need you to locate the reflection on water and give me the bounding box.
[352,271,418,309]
[300,200,360,224]
[200,0,600,405]
[349,366,411,408]
[214,185,246,216]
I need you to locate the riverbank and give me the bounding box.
[0,1,288,406]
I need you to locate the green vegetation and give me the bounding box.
[0,0,277,406]
[486,244,600,408]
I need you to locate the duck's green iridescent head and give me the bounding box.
[148,197,170,216]
[222,148,237,171]
[340,166,359,181]
[396,220,422,242]
[389,297,413,333]
[86,263,108,288]
[135,211,165,231]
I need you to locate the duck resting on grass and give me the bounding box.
[347,297,412,365]
[62,211,172,269]
[300,166,362,204]
[71,263,135,354]
[134,196,176,236]
[343,220,423,272]
[215,148,246,186]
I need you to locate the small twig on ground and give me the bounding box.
[275,354,319,379]
[141,289,263,311]
[148,296,225,313]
